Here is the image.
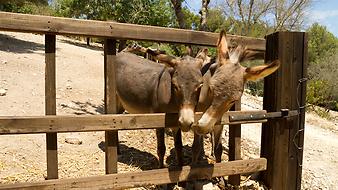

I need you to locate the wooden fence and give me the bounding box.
[0,12,307,190]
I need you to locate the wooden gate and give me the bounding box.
[0,12,307,190]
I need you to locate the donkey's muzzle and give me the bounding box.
[178,106,195,132]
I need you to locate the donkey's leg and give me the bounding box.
[172,128,184,166]
[210,132,215,158]
[156,128,166,168]
[192,133,204,165]
[213,125,224,163]
[116,98,125,155]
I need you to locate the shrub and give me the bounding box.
[307,51,338,111]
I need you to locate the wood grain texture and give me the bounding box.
[0,158,267,190]
[260,32,307,190]
[0,12,265,50]
[228,100,242,185]
[296,33,307,190]
[45,34,58,180]
[0,111,268,135]
[104,39,118,174]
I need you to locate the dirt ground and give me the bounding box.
[0,31,337,189]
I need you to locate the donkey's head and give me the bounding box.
[128,45,209,132]
[193,31,280,134]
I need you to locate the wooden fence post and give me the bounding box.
[104,39,118,174]
[228,100,241,185]
[260,32,307,190]
[45,34,58,179]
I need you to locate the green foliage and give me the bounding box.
[204,8,226,32]
[306,23,338,111]
[53,0,175,26]
[242,60,265,96]
[182,7,200,29]
[307,50,338,111]
[0,0,52,15]
[307,23,338,64]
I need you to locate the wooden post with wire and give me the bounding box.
[260,32,307,190]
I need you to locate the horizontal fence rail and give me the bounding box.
[229,109,299,122]
[0,158,267,190]
[0,111,268,135]
[0,12,265,50]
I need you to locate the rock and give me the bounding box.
[65,137,82,145]
[66,84,72,90]
[194,181,219,190]
[0,89,7,96]
[243,180,260,189]
[2,60,7,64]
[173,186,185,190]
[66,80,72,89]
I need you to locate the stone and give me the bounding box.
[65,137,82,145]
[0,89,7,96]
[194,181,219,190]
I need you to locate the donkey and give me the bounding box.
[132,31,280,165]
[115,46,209,167]
[191,30,280,163]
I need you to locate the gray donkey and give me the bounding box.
[131,31,280,165]
[115,46,209,167]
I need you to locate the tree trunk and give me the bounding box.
[199,0,210,31]
[170,0,186,29]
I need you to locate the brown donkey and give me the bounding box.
[133,31,280,165]
[115,46,209,167]
[191,31,280,163]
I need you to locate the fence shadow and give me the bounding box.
[60,101,104,115]
[0,33,44,53]
[166,145,210,167]
[59,38,103,52]
[98,141,159,170]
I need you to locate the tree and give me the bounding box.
[213,0,312,36]
[0,0,51,15]
[54,0,175,26]
[307,23,338,111]
[199,0,210,31]
[307,23,338,64]
[170,0,186,28]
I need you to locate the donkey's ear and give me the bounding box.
[244,60,280,81]
[217,30,230,65]
[185,45,193,56]
[156,68,172,106]
[196,48,211,68]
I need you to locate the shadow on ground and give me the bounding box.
[166,145,210,167]
[0,33,45,54]
[98,141,159,170]
[60,101,104,115]
[59,38,103,52]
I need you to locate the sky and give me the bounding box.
[184,0,338,37]
[310,0,338,37]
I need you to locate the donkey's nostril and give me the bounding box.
[179,119,193,132]
[179,107,194,132]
